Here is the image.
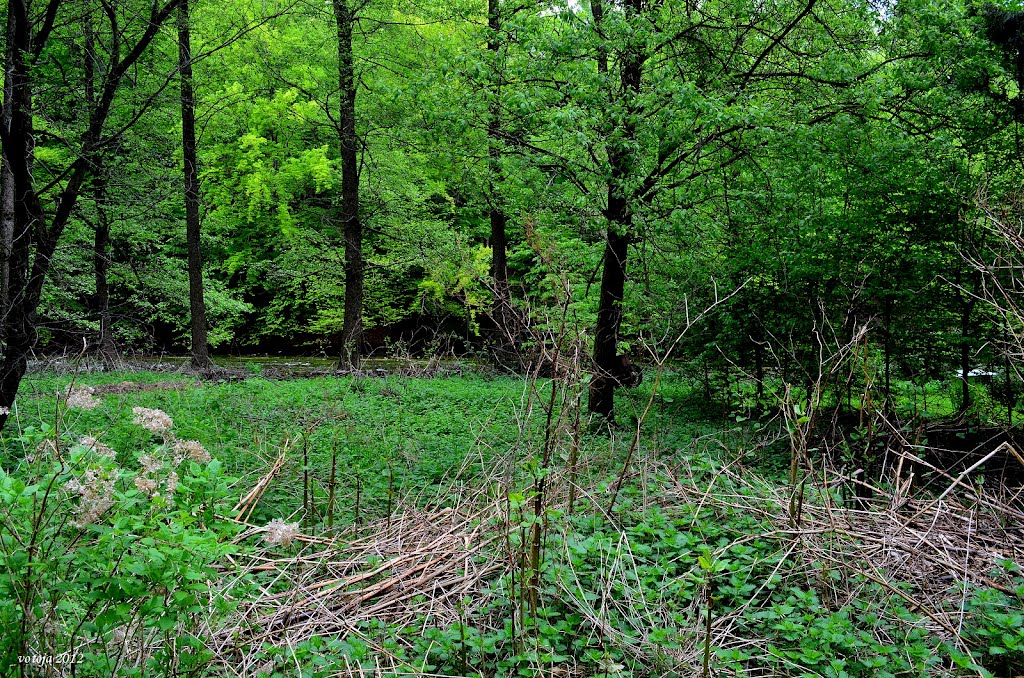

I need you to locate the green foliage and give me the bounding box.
[10,0,1024,667]
[8,371,529,526]
[959,571,1024,676]
[3,370,1021,676]
[0,406,242,674]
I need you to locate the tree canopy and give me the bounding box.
[1,0,1023,421]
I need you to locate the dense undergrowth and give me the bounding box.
[0,368,1022,677]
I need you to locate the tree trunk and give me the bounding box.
[84,13,116,369]
[589,225,630,419]
[0,2,43,432]
[487,0,516,369]
[0,7,14,346]
[587,0,642,420]
[178,0,212,369]
[334,0,363,370]
[91,174,117,368]
[490,205,515,354]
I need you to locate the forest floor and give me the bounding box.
[1,366,1022,677]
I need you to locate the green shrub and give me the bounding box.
[0,406,242,674]
[959,571,1024,677]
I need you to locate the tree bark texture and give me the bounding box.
[179,0,212,369]
[0,2,45,431]
[487,0,517,370]
[91,173,117,367]
[334,0,363,369]
[588,0,643,420]
[0,7,14,345]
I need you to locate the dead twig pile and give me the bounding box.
[211,499,507,675]
[659,446,1024,674]
[201,401,1023,677]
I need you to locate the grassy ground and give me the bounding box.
[9,372,520,523]
[5,370,741,526]
[0,368,1021,677]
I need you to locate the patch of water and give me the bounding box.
[138,355,460,374]
[27,354,472,376]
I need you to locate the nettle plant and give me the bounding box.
[0,392,241,675]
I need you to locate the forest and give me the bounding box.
[2,0,1024,675]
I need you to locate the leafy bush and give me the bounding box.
[0,405,241,674]
[959,571,1024,677]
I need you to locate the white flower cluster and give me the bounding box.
[66,386,101,411]
[264,519,301,547]
[59,400,217,519]
[134,473,175,498]
[134,452,179,499]
[65,466,118,526]
[138,453,163,475]
[134,476,158,495]
[172,439,211,465]
[131,407,173,436]
[126,407,211,499]
[79,436,116,458]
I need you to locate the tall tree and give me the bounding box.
[0,8,13,345]
[83,12,118,367]
[334,0,363,369]
[89,172,118,367]
[587,0,642,420]
[0,0,183,431]
[487,0,518,368]
[179,0,212,369]
[573,0,887,419]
